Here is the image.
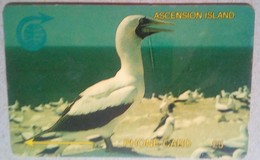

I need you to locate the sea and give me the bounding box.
[5,46,252,106]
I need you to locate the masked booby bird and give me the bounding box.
[215,95,236,112]
[153,103,175,141]
[25,15,172,151]
[175,90,195,103]
[232,86,250,105]
[215,94,237,122]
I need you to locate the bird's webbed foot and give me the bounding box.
[104,137,115,152]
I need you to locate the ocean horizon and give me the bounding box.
[5,46,252,106]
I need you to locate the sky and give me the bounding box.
[3,4,255,48]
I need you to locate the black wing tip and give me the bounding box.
[60,95,82,117]
[153,114,169,132]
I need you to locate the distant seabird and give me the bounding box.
[34,104,44,112]
[231,87,243,97]
[175,90,200,103]
[21,105,31,112]
[9,100,20,111]
[220,90,230,98]
[153,103,175,141]
[215,95,235,112]
[50,98,65,106]
[176,90,192,102]
[25,15,172,151]
[232,86,250,105]
[215,95,236,122]
[191,89,204,101]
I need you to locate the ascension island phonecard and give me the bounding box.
[3,3,254,158]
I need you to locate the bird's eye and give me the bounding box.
[139,17,150,25]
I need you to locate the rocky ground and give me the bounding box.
[8,94,249,158]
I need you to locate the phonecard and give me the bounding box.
[3,3,254,158]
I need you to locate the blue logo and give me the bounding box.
[16,13,53,52]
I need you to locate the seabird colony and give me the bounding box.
[25,15,172,151]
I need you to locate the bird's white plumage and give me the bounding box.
[232,86,250,101]
[232,148,247,159]
[223,125,248,149]
[67,15,146,116]
[159,96,170,113]
[31,15,172,151]
[155,116,174,140]
[220,90,230,98]
[215,95,235,111]
[68,84,137,115]
[9,100,19,111]
[177,90,198,102]
[191,89,204,100]
[178,90,192,100]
